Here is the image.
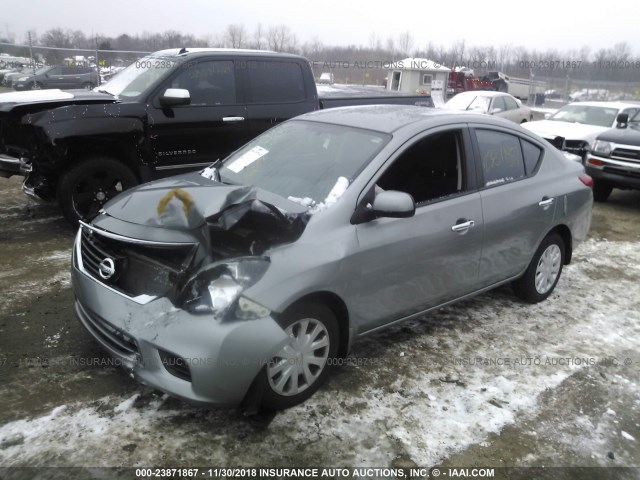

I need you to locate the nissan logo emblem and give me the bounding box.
[98,258,116,280]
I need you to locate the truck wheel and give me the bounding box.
[512,233,564,304]
[261,303,339,410]
[593,180,613,202]
[57,157,138,226]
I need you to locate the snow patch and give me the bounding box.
[0,89,75,103]
[621,431,636,441]
[309,176,349,213]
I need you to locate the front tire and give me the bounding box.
[57,157,138,226]
[593,180,613,202]
[82,82,95,90]
[513,233,565,304]
[261,303,339,410]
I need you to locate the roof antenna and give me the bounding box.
[178,47,188,55]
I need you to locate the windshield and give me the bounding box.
[217,120,391,209]
[444,93,490,113]
[548,104,619,127]
[98,55,176,97]
[35,66,51,75]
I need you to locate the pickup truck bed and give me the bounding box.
[318,84,433,108]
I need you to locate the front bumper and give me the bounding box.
[0,153,30,178]
[71,239,289,406]
[12,82,32,91]
[586,154,640,189]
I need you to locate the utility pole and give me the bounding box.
[28,31,36,88]
[95,33,100,85]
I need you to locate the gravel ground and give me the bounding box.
[0,175,639,479]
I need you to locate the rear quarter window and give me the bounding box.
[521,139,543,174]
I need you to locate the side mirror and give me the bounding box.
[370,190,415,219]
[616,113,629,129]
[491,107,503,114]
[160,88,191,107]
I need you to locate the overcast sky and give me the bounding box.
[3,0,640,55]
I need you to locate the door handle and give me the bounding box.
[538,197,555,209]
[451,220,475,233]
[223,116,245,123]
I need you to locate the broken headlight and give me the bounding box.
[179,257,271,321]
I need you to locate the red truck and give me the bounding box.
[447,69,494,97]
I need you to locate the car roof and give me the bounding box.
[453,90,511,98]
[299,104,497,134]
[150,47,303,61]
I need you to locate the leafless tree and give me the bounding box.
[225,24,246,49]
[397,31,414,57]
[267,24,297,52]
[252,23,264,50]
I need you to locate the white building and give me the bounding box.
[386,58,451,106]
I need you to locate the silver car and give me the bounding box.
[444,91,533,124]
[72,105,593,410]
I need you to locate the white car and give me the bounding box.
[318,72,334,85]
[522,101,640,160]
[443,91,532,124]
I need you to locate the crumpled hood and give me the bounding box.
[523,120,608,143]
[103,171,308,230]
[0,89,116,113]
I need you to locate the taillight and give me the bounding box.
[579,174,593,188]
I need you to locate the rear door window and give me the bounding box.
[504,96,519,111]
[475,129,526,186]
[243,61,306,103]
[169,60,236,106]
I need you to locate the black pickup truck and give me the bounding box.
[0,48,433,225]
[586,111,640,201]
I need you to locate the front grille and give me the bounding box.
[611,148,640,163]
[79,227,195,299]
[77,301,138,357]
[158,349,192,382]
[80,228,123,280]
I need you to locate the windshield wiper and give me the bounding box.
[96,88,114,95]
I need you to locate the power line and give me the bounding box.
[0,41,150,55]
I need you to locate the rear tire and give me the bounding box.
[513,233,564,304]
[82,82,95,90]
[261,303,339,410]
[57,156,138,226]
[593,180,613,202]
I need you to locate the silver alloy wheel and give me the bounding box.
[534,244,562,294]
[267,317,330,397]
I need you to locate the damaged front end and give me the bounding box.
[0,89,125,200]
[0,111,40,180]
[78,172,310,317]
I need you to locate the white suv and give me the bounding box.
[522,101,640,161]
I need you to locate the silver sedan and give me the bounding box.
[444,90,533,123]
[72,105,593,410]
